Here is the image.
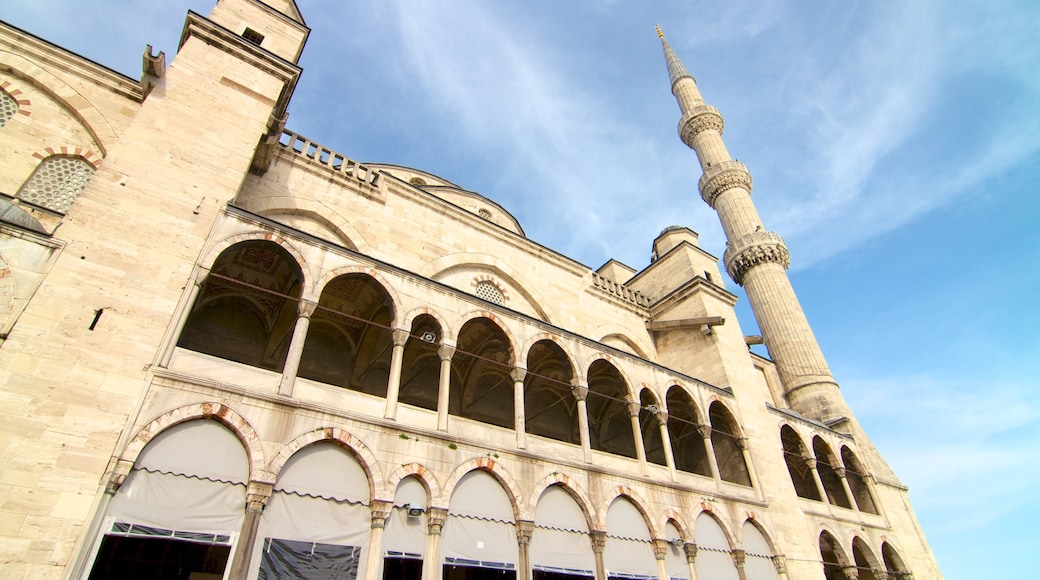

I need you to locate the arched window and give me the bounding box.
[709,402,751,486]
[532,485,595,578]
[399,315,443,411]
[639,389,667,466]
[451,318,514,429]
[0,88,18,127]
[819,531,848,580]
[383,476,428,578]
[841,447,878,514]
[604,497,656,579]
[694,513,738,579]
[17,155,94,213]
[741,521,780,580]
[781,426,822,500]
[813,438,852,509]
[852,537,880,580]
[882,542,912,580]
[474,280,504,305]
[524,340,579,444]
[587,360,635,459]
[443,470,518,577]
[665,387,711,477]
[178,241,303,372]
[298,274,395,397]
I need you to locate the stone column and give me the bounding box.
[835,467,858,510]
[771,554,789,580]
[512,367,528,449]
[652,539,669,580]
[804,457,827,502]
[436,345,455,432]
[363,501,394,580]
[158,268,206,368]
[699,426,722,486]
[278,300,317,396]
[383,329,411,420]
[657,412,677,482]
[517,520,534,580]
[841,565,859,580]
[572,380,592,463]
[424,508,448,580]
[736,437,760,490]
[590,531,607,580]
[684,542,699,580]
[731,548,747,580]
[629,401,648,475]
[227,481,273,580]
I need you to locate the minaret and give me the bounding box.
[657,27,850,423]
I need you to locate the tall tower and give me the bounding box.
[657,28,850,424]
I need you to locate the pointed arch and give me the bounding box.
[422,252,557,323]
[199,231,312,294]
[524,338,579,445]
[852,536,882,580]
[266,427,383,499]
[526,471,594,526]
[439,457,522,520]
[598,485,660,538]
[666,385,711,476]
[813,437,852,509]
[384,462,442,504]
[586,357,637,459]
[639,385,667,466]
[819,530,852,580]
[450,315,517,429]
[781,424,822,500]
[841,446,878,514]
[709,401,751,486]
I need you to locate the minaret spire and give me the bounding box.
[657,27,851,423]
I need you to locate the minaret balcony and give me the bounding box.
[723,230,791,285]
[698,160,752,208]
[678,104,724,145]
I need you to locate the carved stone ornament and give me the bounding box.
[698,160,752,208]
[246,481,274,513]
[590,531,607,553]
[517,520,535,545]
[679,104,725,146]
[731,549,746,569]
[427,507,448,535]
[370,500,393,529]
[723,230,791,286]
[771,555,788,574]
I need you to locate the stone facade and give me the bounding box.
[0,2,940,579]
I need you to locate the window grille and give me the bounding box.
[0,89,17,127]
[474,281,504,305]
[17,156,94,213]
[242,28,265,46]
[477,208,492,219]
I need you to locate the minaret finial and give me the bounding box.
[656,26,694,90]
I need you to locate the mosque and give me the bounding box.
[0,1,941,578]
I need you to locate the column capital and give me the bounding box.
[697,425,712,439]
[731,548,746,569]
[427,507,448,536]
[297,299,318,318]
[735,436,749,451]
[437,344,456,361]
[392,328,410,346]
[590,530,607,553]
[571,379,589,401]
[510,367,527,383]
[246,481,274,513]
[627,401,642,418]
[683,542,698,564]
[516,520,535,546]
[655,410,669,426]
[834,466,847,478]
[651,539,669,561]
[771,555,787,575]
[370,499,393,529]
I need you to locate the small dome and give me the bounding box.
[0,198,47,234]
[659,225,685,235]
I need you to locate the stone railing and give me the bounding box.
[591,272,650,308]
[277,129,380,188]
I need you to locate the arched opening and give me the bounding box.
[299,274,395,396]
[819,531,847,580]
[451,318,514,429]
[709,402,751,486]
[663,520,689,580]
[524,340,579,444]
[882,542,911,580]
[586,360,635,459]
[852,537,879,580]
[87,420,247,579]
[443,470,518,579]
[813,438,852,509]
[178,241,302,372]
[383,476,429,580]
[399,315,443,411]
[604,497,656,580]
[781,426,822,500]
[638,389,667,466]
[531,485,594,579]
[255,441,371,577]
[841,447,878,514]
[741,521,779,580]
[665,387,711,477]
[694,513,738,580]
[17,154,94,213]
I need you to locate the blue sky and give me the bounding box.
[5,0,1040,577]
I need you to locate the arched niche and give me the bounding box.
[442,470,519,575]
[781,426,822,501]
[638,388,667,466]
[399,314,444,411]
[524,340,579,445]
[451,317,515,429]
[709,402,751,486]
[882,542,911,579]
[666,387,711,477]
[664,520,689,580]
[299,274,395,396]
[852,537,880,580]
[178,241,303,372]
[819,531,849,580]
[587,360,635,459]
[382,476,429,579]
